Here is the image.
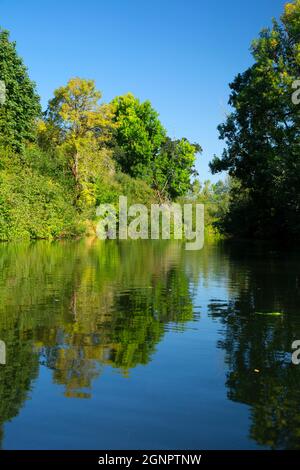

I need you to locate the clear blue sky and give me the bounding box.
[1,0,286,181]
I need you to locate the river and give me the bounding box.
[0,239,299,449]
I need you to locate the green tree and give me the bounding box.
[152,137,200,202]
[0,29,40,151]
[210,1,300,240]
[111,93,166,181]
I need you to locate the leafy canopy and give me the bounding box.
[41,78,115,207]
[210,1,300,239]
[111,93,166,181]
[153,137,201,202]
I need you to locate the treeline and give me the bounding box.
[2,1,298,244]
[211,1,300,242]
[0,28,202,241]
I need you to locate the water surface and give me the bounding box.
[0,239,300,449]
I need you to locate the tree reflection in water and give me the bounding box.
[1,240,300,448]
[208,243,300,449]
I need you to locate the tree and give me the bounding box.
[0,29,40,151]
[210,1,300,240]
[111,93,166,181]
[41,78,115,206]
[152,137,200,202]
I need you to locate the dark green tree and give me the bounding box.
[152,137,200,202]
[0,29,41,151]
[210,1,300,240]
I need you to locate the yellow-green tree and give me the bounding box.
[40,78,115,207]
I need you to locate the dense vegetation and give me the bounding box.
[2,0,299,243]
[0,29,202,241]
[211,1,300,241]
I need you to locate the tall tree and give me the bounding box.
[210,1,300,240]
[42,78,115,205]
[0,29,40,151]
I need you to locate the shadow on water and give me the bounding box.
[0,239,300,448]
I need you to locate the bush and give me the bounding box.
[95,172,156,209]
[0,155,80,241]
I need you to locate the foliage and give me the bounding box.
[0,31,201,241]
[110,93,200,201]
[40,78,116,206]
[210,1,300,241]
[0,28,40,151]
[114,172,157,206]
[183,178,230,239]
[152,137,201,202]
[0,150,81,241]
[110,93,167,181]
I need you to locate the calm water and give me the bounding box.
[0,239,300,450]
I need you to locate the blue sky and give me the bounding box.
[1,0,286,181]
